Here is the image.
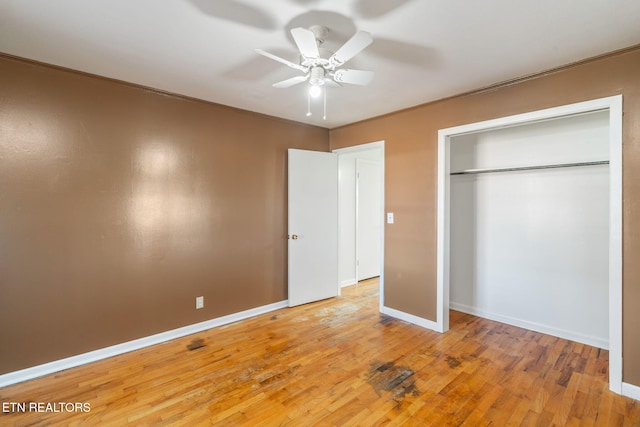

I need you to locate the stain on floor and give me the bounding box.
[240,362,302,389]
[315,303,359,327]
[186,338,206,351]
[378,315,396,326]
[446,355,461,368]
[367,361,419,400]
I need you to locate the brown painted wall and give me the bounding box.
[0,55,329,374]
[330,47,640,386]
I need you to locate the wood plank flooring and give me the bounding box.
[1,278,639,426]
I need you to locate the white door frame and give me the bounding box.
[436,96,623,394]
[333,141,385,311]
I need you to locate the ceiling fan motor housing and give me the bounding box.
[309,25,329,46]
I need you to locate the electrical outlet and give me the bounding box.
[195,296,204,309]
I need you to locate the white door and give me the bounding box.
[356,159,382,280]
[288,149,339,307]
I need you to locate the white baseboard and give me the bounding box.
[450,302,608,350]
[381,305,439,331]
[622,382,640,401]
[341,279,357,288]
[0,300,288,388]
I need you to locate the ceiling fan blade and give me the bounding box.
[329,31,373,66]
[255,49,307,72]
[324,79,342,88]
[291,27,320,59]
[333,69,374,86]
[272,75,309,88]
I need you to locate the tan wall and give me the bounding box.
[0,55,329,374]
[330,47,640,386]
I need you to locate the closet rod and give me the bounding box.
[450,160,609,176]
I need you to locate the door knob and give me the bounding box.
[291,234,299,240]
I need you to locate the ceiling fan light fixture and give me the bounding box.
[309,85,323,98]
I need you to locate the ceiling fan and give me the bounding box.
[256,25,374,118]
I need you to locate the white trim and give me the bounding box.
[436,129,451,333]
[381,306,439,330]
[0,300,288,388]
[332,140,385,312]
[622,382,640,401]
[355,157,361,282]
[332,141,383,155]
[341,279,357,288]
[607,95,623,394]
[450,303,608,350]
[437,95,623,394]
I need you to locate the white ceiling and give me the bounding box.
[1,0,639,129]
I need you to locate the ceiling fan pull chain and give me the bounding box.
[323,88,327,121]
[306,91,312,117]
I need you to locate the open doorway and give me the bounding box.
[333,141,385,306]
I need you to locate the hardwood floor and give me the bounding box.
[1,278,639,426]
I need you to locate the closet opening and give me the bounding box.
[437,96,622,394]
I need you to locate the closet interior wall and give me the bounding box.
[449,110,610,348]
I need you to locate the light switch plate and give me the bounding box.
[387,212,394,224]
